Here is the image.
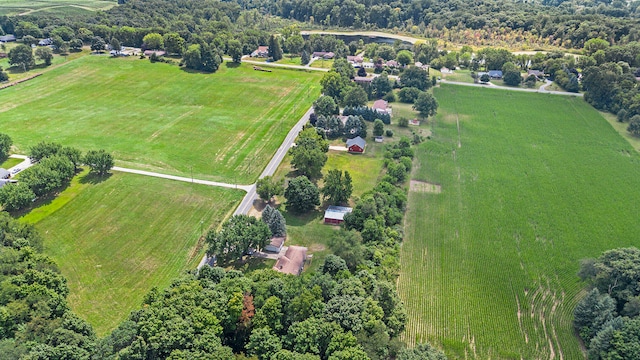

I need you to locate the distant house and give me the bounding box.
[354,76,372,85]
[273,246,307,275]
[265,237,285,253]
[488,70,503,79]
[372,99,392,115]
[38,38,53,46]
[251,46,269,58]
[347,55,363,65]
[440,67,453,74]
[386,60,399,68]
[0,168,10,179]
[144,50,166,57]
[0,34,16,43]
[527,69,545,79]
[312,51,334,59]
[346,136,366,154]
[409,119,421,126]
[375,136,384,143]
[361,61,374,69]
[324,206,353,225]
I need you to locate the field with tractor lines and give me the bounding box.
[399,84,640,359]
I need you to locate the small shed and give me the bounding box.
[324,206,353,225]
[346,136,366,153]
[313,51,334,59]
[375,136,384,143]
[0,168,10,179]
[273,246,307,275]
[488,70,503,79]
[265,237,285,253]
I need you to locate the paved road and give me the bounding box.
[196,106,315,269]
[6,155,33,176]
[440,79,584,97]
[112,167,253,191]
[301,30,420,44]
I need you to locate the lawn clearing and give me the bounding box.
[0,44,89,82]
[0,0,115,16]
[0,55,322,184]
[21,171,243,335]
[0,157,22,169]
[398,84,640,359]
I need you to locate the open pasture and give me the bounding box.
[21,171,244,335]
[0,0,115,16]
[398,84,640,359]
[0,55,322,184]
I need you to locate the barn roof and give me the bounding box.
[346,136,366,149]
[273,246,307,275]
[324,206,353,221]
[372,99,388,110]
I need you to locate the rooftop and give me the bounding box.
[324,206,353,221]
[273,246,307,275]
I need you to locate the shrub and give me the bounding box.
[398,117,409,127]
[385,129,394,137]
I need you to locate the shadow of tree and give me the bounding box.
[79,172,112,185]
[225,62,241,68]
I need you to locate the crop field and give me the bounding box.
[398,85,640,359]
[0,55,322,184]
[0,0,115,16]
[21,171,244,335]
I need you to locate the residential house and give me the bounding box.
[527,69,545,79]
[144,50,166,57]
[346,136,366,154]
[273,246,307,275]
[347,55,363,65]
[324,206,353,225]
[372,99,392,115]
[488,70,503,79]
[312,51,334,59]
[375,136,384,143]
[251,46,269,57]
[440,67,453,74]
[386,60,399,68]
[38,38,53,46]
[265,237,285,253]
[354,76,372,85]
[0,168,10,179]
[0,34,16,43]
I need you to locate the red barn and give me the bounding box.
[324,206,353,225]
[346,136,366,154]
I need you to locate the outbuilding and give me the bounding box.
[324,206,353,225]
[273,246,307,275]
[346,136,366,153]
[265,236,285,253]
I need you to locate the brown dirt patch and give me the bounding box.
[309,244,326,252]
[410,180,442,193]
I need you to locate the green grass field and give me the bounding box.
[0,0,115,16]
[398,84,640,359]
[0,56,322,184]
[0,45,89,82]
[21,171,244,335]
[0,157,22,169]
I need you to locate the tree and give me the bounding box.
[268,35,282,61]
[574,288,616,342]
[90,36,106,52]
[314,95,339,117]
[0,68,8,82]
[344,116,367,139]
[413,92,439,119]
[256,176,284,202]
[35,46,53,66]
[183,44,202,70]
[399,67,430,90]
[480,73,490,83]
[199,44,222,72]
[371,72,392,98]
[397,343,447,360]
[301,50,310,65]
[227,39,242,63]
[342,86,368,107]
[398,87,422,103]
[584,38,610,56]
[261,205,286,237]
[0,183,35,211]
[284,176,320,213]
[289,128,329,179]
[285,35,304,55]
[247,327,282,360]
[321,71,349,101]
[83,150,114,176]
[29,141,62,162]
[503,70,522,86]
[69,39,83,51]
[8,44,34,71]
[396,50,413,66]
[206,214,271,262]
[628,115,640,136]
[329,230,365,271]
[357,67,367,77]
[164,33,185,55]
[0,133,12,161]
[322,170,353,205]
[143,33,164,50]
[333,58,355,80]
[110,38,121,52]
[373,119,384,137]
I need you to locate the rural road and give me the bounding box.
[111,167,253,191]
[240,58,330,72]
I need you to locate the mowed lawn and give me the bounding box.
[21,172,243,335]
[0,56,322,183]
[398,85,640,359]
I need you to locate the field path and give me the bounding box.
[440,79,584,96]
[111,167,253,191]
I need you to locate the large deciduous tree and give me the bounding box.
[322,169,353,205]
[399,67,430,90]
[284,176,320,213]
[0,133,12,161]
[321,71,350,101]
[397,343,447,360]
[83,150,114,176]
[227,39,242,63]
[314,95,339,117]
[143,33,164,50]
[0,183,35,211]
[206,214,271,262]
[413,92,439,119]
[163,33,185,55]
[371,72,392,98]
[256,176,284,203]
[35,46,53,66]
[90,36,106,52]
[289,127,328,179]
[8,44,35,71]
[342,86,368,108]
